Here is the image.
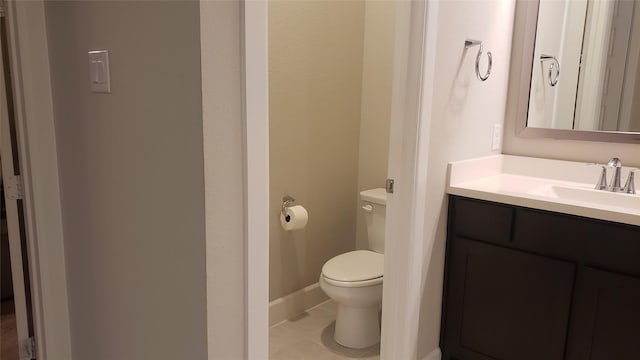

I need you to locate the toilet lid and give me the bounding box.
[322,250,383,282]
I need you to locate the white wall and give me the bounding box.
[44,1,207,359]
[527,0,564,128]
[415,1,516,358]
[200,1,246,358]
[556,0,587,129]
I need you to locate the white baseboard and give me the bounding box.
[269,282,329,326]
[421,348,442,360]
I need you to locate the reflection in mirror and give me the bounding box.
[527,0,640,132]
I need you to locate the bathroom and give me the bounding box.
[268,0,393,358]
[2,0,640,360]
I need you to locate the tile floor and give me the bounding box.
[270,300,380,360]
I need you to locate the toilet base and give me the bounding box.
[334,304,380,349]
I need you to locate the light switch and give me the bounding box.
[88,50,111,93]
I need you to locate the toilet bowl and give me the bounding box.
[319,188,387,349]
[320,250,383,348]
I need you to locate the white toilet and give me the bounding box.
[319,188,386,349]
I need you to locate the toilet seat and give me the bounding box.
[322,250,383,288]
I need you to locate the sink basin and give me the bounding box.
[528,185,640,211]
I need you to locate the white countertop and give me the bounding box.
[447,155,640,227]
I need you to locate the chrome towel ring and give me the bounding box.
[465,39,492,81]
[540,54,560,87]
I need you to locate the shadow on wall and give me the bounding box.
[417,201,448,359]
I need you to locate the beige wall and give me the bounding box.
[355,1,395,250]
[268,0,365,301]
[415,1,516,357]
[44,2,207,359]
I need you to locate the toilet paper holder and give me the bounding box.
[282,195,295,216]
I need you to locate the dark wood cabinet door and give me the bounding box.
[566,268,640,360]
[443,237,576,360]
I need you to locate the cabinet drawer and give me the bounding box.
[514,209,640,275]
[452,197,513,244]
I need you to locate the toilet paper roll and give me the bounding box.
[280,205,309,231]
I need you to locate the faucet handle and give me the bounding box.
[623,169,637,194]
[588,163,608,190]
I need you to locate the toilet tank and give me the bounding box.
[360,188,387,254]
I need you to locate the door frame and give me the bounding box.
[1,1,72,359]
[1,10,33,355]
[242,1,270,359]
[242,1,431,358]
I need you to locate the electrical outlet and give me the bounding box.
[492,124,502,151]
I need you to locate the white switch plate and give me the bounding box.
[88,50,111,93]
[492,123,502,151]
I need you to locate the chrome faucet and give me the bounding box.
[607,158,623,192]
[591,158,636,194]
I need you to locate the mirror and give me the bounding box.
[516,0,640,142]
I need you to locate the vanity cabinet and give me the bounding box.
[441,196,640,360]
